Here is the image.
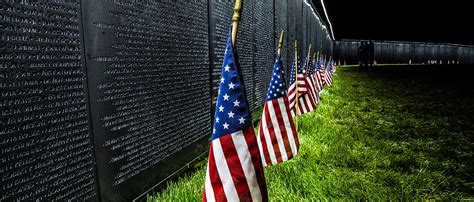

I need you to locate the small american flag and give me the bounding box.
[325,60,334,86]
[305,56,320,105]
[319,58,327,87]
[288,56,316,117]
[257,55,299,167]
[313,58,324,93]
[203,36,267,202]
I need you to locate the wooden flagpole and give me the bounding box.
[277,31,284,58]
[305,44,312,74]
[294,40,299,119]
[317,51,320,65]
[313,52,317,68]
[232,0,243,47]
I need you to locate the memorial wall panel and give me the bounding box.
[81,1,210,200]
[254,0,275,107]
[0,1,97,200]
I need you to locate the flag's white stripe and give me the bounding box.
[298,97,307,114]
[267,101,288,161]
[288,84,296,102]
[304,95,314,111]
[256,128,266,167]
[261,111,278,164]
[288,92,295,103]
[231,131,262,202]
[205,161,216,202]
[277,98,298,156]
[307,77,317,102]
[212,139,239,201]
[290,109,295,118]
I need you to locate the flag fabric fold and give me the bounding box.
[203,36,268,202]
[257,56,299,167]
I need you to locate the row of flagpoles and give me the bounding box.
[203,1,336,201]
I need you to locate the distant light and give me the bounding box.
[320,0,336,40]
[304,0,334,41]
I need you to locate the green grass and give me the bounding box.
[149,65,474,201]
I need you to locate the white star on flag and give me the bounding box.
[227,111,235,118]
[239,117,245,124]
[228,82,235,89]
[233,100,240,106]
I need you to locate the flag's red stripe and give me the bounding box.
[282,96,300,150]
[219,135,252,200]
[316,72,323,90]
[207,143,226,201]
[299,96,310,114]
[307,75,318,103]
[298,97,305,114]
[242,127,268,202]
[288,83,296,109]
[271,99,293,159]
[307,76,319,106]
[264,104,283,163]
[258,115,272,166]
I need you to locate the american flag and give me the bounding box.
[257,56,299,167]
[305,56,320,105]
[313,58,324,93]
[203,37,267,202]
[318,58,327,87]
[331,59,337,74]
[325,60,333,86]
[287,56,316,117]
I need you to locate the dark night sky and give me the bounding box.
[312,0,474,45]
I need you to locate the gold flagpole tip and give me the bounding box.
[231,0,243,47]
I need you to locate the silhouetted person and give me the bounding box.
[368,40,374,66]
[358,41,366,66]
[362,41,370,67]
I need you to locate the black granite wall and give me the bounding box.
[0,0,333,200]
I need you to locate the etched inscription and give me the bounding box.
[211,1,233,105]
[91,1,210,186]
[235,0,255,110]
[0,1,96,200]
[253,0,275,107]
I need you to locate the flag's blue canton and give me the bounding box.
[316,59,322,70]
[266,57,287,101]
[301,58,307,74]
[298,59,305,74]
[212,37,252,140]
[289,57,297,84]
[326,61,331,71]
[308,58,314,75]
[312,58,318,72]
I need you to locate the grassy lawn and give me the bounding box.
[149,65,474,201]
